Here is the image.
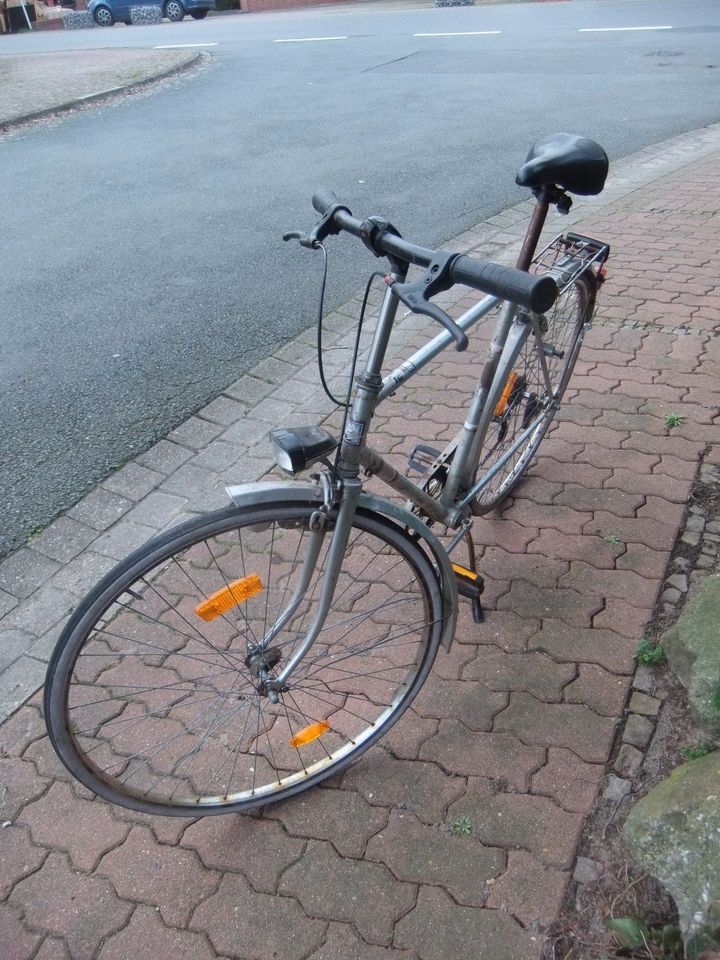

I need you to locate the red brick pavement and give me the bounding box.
[2,152,719,960]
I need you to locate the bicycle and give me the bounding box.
[45,132,610,816]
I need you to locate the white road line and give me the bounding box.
[273,36,348,43]
[413,31,501,37]
[154,42,219,48]
[578,26,672,33]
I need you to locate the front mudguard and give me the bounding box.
[225,481,458,651]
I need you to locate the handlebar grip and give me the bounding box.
[312,190,342,216]
[452,257,558,313]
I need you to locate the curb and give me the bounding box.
[1,120,720,722]
[0,51,204,133]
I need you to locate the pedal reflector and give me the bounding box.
[194,574,263,621]
[290,721,330,748]
[493,371,519,418]
[452,563,479,581]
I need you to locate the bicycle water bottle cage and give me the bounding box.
[390,253,470,352]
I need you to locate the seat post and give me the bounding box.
[516,193,550,272]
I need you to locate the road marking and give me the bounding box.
[413,31,501,37]
[578,26,672,32]
[273,36,348,43]
[154,42,219,48]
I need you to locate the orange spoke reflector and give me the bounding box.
[493,371,519,418]
[452,563,479,581]
[194,574,263,621]
[289,721,330,748]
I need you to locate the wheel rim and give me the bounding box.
[166,1,182,17]
[96,7,112,23]
[473,278,588,510]
[50,507,438,812]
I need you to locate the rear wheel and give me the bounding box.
[45,501,443,815]
[471,270,596,514]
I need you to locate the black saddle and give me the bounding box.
[516,133,609,196]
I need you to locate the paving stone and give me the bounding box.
[220,416,274,447]
[497,582,602,627]
[460,610,541,654]
[449,778,584,869]
[0,824,48,899]
[366,808,503,905]
[428,642,478,680]
[628,691,662,717]
[167,416,224,450]
[526,529,619,570]
[67,488,134,532]
[224,375,275,405]
[182,814,304,892]
[394,884,539,960]
[0,704,45,758]
[124,491,188,528]
[102,462,163,501]
[92,521,157,560]
[19,782,129,872]
[462,650,574,702]
[554,484,644,517]
[50,552,117,597]
[603,775,632,803]
[486,850,568,927]
[98,826,218,926]
[529,620,635,674]
[0,588,18,618]
[412,676,507,728]
[593,597,652,639]
[0,628,35,672]
[479,546,568,588]
[419,722,544,792]
[307,922,413,960]
[0,550,60,600]
[560,562,659,608]
[9,852,132,960]
[341,749,466,823]
[623,713,655,750]
[29,517,98,564]
[98,904,216,960]
[279,840,416,945]
[34,938,71,960]
[268,786,385,859]
[495,694,617,764]
[564,664,631,716]
[0,902,41,960]
[380,709,439,759]
[135,439,194,475]
[0,658,49,725]
[531,748,604,815]
[614,743,644,778]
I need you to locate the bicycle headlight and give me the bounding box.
[268,426,338,476]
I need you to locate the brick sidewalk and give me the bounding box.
[2,126,720,959]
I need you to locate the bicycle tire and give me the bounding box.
[44,500,444,816]
[470,269,597,514]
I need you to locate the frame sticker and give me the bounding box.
[343,418,365,446]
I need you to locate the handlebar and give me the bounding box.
[302,190,558,351]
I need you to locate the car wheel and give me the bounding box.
[190,8,207,17]
[164,0,185,20]
[93,4,115,25]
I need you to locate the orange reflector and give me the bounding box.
[452,563,479,582]
[289,721,330,748]
[194,574,263,621]
[493,371,519,418]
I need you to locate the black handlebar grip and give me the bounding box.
[312,190,342,216]
[452,257,558,313]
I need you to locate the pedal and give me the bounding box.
[407,444,442,475]
[452,563,485,624]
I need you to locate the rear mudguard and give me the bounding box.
[225,481,458,651]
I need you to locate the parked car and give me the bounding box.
[87,0,214,25]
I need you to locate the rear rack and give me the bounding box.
[531,231,610,293]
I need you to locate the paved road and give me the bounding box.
[2,0,719,557]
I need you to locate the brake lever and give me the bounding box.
[283,230,320,249]
[389,252,469,352]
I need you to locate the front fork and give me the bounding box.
[257,477,362,701]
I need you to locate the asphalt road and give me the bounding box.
[2,0,720,557]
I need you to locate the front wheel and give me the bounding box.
[164,0,185,19]
[45,500,444,815]
[470,270,597,514]
[93,4,114,24]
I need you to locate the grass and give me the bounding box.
[680,741,713,762]
[601,532,623,545]
[664,413,686,429]
[449,815,473,836]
